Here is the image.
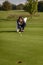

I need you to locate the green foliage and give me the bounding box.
[24,0,38,15]
[2,1,12,11]
[12,4,16,10]
[0,4,2,10]
[16,4,24,10]
[38,1,43,12]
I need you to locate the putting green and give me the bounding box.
[0,11,43,65]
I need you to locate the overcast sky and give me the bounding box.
[0,0,41,5]
[0,0,26,5]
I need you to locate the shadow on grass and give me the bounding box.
[0,18,15,22]
[0,30,17,33]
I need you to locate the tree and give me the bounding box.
[38,1,43,12]
[12,4,16,10]
[16,4,24,10]
[0,4,2,10]
[24,0,38,15]
[2,1,12,11]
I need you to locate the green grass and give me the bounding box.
[0,10,43,65]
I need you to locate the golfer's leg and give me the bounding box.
[17,24,22,32]
[21,23,26,32]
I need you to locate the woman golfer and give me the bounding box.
[16,16,27,32]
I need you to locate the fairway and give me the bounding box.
[0,10,43,65]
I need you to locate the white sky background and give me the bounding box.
[0,0,26,5]
[0,0,42,5]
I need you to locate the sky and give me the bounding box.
[0,0,41,5]
[0,0,26,5]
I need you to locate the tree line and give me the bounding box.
[0,1,24,11]
[0,0,43,12]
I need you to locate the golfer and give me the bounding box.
[16,16,27,32]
